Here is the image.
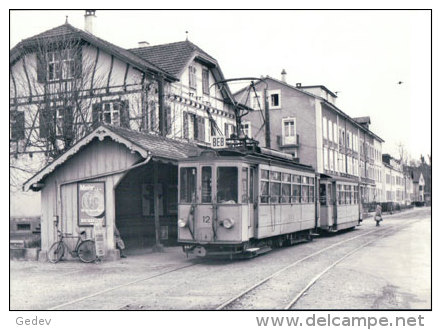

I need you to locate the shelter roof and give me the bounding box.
[23,125,203,191]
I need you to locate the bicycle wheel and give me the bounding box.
[77,240,96,263]
[47,241,65,263]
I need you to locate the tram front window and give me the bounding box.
[217,167,238,203]
[180,167,197,203]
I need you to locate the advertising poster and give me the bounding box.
[78,182,106,226]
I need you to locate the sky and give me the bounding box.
[9,9,432,161]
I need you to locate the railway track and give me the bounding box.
[216,218,423,310]
[48,262,200,310]
[46,214,424,310]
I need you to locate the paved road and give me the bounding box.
[10,207,431,310]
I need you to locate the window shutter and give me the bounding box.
[36,52,46,83]
[120,100,130,128]
[63,106,74,141]
[193,115,199,140]
[199,117,206,142]
[74,47,82,78]
[39,108,53,139]
[149,101,156,131]
[10,111,25,140]
[92,103,101,127]
[166,105,172,134]
[183,112,188,139]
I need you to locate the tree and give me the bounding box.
[10,31,156,191]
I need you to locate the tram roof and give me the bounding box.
[182,147,316,173]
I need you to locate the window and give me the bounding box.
[270,171,281,203]
[92,101,129,128]
[323,147,329,170]
[46,49,76,81]
[269,90,281,109]
[260,170,270,203]
[329,149,334,171]
[282,118,296,145]
[202,69,209,95]
[180,167,197,203]
[328,120,333,143]
[224,123,235,138]
[10,111,25,141]
[217,167,238,203]
[251,91,263,110]
[55,108,64,136]
[184,113,206,142]
[292,175,301,203]
[188,65,197,90]
[241,121,251,137]
[201,166,212,203]
[281,173,291,203]
[17,223,31,231]
[333,123,338,143]
[322,117,328,140]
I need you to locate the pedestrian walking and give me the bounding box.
[114,226,126,258]
[375,204,383,227]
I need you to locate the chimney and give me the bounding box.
[281,69,287,83]
[138,41,150,48]
[84,10,96,34]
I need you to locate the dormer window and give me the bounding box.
[189,65,197,90]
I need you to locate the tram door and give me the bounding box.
[249,166,258,238]
[331,182,338,227]
[319,181,334,229]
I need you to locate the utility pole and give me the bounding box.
[264,87,271,148]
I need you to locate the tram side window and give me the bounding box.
[180,167,197,203]
[337,185,343,205]
[217,167,238,203]
[281,173,291,203]
[270,171,281,203]
[260,170,269,203]
[292,175,301,203]
[319,184,327,205]
[308,178,315,203]
[354,186,359,204]
[201,166,212,203]
[301,176,309,203]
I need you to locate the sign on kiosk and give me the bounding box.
[211,136,226,149]
[78,182,106,226]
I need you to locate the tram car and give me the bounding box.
[177,139,362,257]
[318,175,363,232]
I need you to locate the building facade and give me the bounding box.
[12,12,237,258]
[235,76,384,210]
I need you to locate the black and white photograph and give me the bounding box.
[8,6,436,329]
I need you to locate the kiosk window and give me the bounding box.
[180,167,197,203]
[217,167,238,203]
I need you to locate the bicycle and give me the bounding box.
[48,230,97,263]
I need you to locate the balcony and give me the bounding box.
[277,134,299,148]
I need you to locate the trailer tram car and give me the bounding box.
[177,141,320,257]
[318,176,363,232]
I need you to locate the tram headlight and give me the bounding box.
[178,218,188,228]
[221,218,235,229]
